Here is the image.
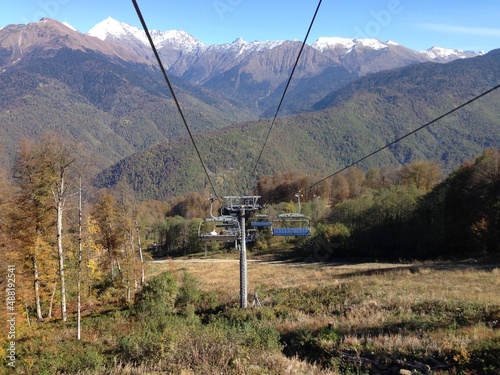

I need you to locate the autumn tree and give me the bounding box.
[169,190,212,219]
[256,172,321,204]
[443,149,500,255]
[11,135,83,321]
[398,160,443,192]
[468,149,500,254]
[330,174,350,204]
[91,190,126,282]
[0,168,22,320]
[12,139,57,320]
[43,135,81,321]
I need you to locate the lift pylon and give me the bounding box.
[221,196,261,308]
[200,195,261,308]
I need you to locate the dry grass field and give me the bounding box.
[3,253,498,374]
[149,254,500,374]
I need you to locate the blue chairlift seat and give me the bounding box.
[251,221,272,227]
[272,213,311,237]
[272,227,311,236]
[251,214,272,228]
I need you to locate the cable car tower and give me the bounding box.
[199,195,261,308]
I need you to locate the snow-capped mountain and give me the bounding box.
[87,17,208,67]
[420,46,483,61]
[88,17,148,44]
[310,37,480,63]
[0,17,487,118]
[0,18,150,68]
[88,17,205,51]
[312,37,390,52]
[84,17,484,78]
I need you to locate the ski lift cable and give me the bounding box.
[250,0,324,177]
[299,82,500,198]
[132,0,220,199]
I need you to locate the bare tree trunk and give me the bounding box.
[48,282,57,319]
[52,154,74,322]
[135,220,145,286]
[124,238,131,303]
[77,176,82,340]
[129,227,137,291]
[32,244,43,320]
[116,259,122,280]
[56,191,67,322]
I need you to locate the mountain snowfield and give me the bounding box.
[87,17,482,62]
[88,17,204,51]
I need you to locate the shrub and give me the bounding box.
[176,270,201,316]
[134,271,178,317]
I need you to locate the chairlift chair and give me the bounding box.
[245,228,258,243]
[271,193,311,237]
[272,213,311,236]
[198,216,241,243]
[251,214,272,228]
[198,197,241,243]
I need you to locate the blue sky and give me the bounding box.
[1,0,499,52]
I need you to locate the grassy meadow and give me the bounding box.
[2,251,499,374]
[146,252,500,374]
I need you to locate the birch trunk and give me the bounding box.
[135,220,145,286]
[54,173,67,322]
[32,246,43,320]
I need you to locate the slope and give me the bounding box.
[94,49,500,200]
[0,19,255,170]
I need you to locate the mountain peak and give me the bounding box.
[87,17,147,44]
[150,29,204,50]
[311,37,388,52]
[354,38,388,50]
[87,18,204,51]
[420,46,483,61]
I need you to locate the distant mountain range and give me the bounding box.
[86,17,483,116]
[0,18,497,199]
[94,49,500,199]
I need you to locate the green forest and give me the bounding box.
[0,135,499,374]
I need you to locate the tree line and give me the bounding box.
[1,132,498,328]
[0,134,162,329]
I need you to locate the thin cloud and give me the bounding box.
[419,23,500,37]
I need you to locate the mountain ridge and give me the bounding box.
[87,17,483,64]
[81,17,485,115]
[0,18,498,199]
[94,49,500,199]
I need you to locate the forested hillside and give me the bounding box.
[0,135,498,373]
[0,43,254,172]
[94,49,500,200]
[0,19,493,181]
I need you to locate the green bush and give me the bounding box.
[134,271,178,317]
[176,270,201,316]
[118,329,172,364]
[57,342,106,373]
